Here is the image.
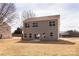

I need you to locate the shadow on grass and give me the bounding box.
[17,39,75,45]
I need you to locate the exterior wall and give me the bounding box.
[23,15,60,41]
[0,23,12,39]
[12,34,22,37]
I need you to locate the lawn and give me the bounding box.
[0,37,79,56]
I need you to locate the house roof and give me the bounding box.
[0,22,10,27]
[23,15,60,22]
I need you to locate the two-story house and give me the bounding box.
[22,15,60,41]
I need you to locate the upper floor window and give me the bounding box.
[25,23,29,28]
[33,22,38,27]
[49,21,55,26]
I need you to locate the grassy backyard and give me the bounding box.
[0,37,79,56]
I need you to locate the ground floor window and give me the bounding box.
[29,33,32,38]
[50,32,53,36]
[24,33,27,38]
[42,33,46,38]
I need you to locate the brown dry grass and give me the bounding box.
[0,37,79,56]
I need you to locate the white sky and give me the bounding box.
[11,3,79,33]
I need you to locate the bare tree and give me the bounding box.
[22,10,35,20]
[0,3,16,24]
[6,12,18,23]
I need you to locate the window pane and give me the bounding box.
[50,32,53,36]
[53,24,55,26]
[33,22,38,27]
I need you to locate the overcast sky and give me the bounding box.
[11,3,79,33]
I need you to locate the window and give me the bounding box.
[25,23,29,28]
[49,21,55,26]
[33,22,38,27]
[34,34,37,39]
[24,33,27,38]
[43,33,45,35]
[43,33,46,38]
[53,23,55,26]
[29,33,32,38]
[50,32,53,36]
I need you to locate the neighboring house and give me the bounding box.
[0,22,12,39]
[22,15,60,41]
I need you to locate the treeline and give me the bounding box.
[12,28,79,37]
[60,30,79,37]
[12,27,22,37]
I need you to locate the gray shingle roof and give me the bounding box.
[23,15,60,22]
